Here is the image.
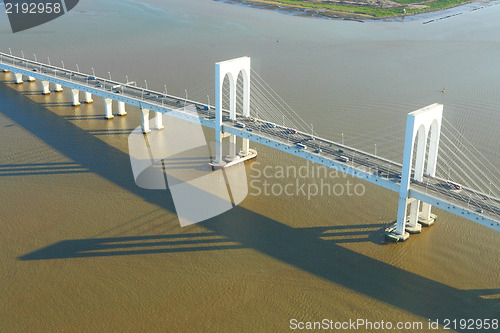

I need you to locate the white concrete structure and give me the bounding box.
[103,98,114,119]
[54,84,63,92]
[117,101,127,116]
[83,91,93,103]
[71,88,80,106]
[27,76,35,82]
[14,73,23,84]
[395,103,443,236]
[214,57,251,165]
[39,80,50,95]
[140,108,150,133]
[154,112,163,130]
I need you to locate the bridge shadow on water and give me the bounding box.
[1,83,498,329]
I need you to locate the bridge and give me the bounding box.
[1,51,499,241]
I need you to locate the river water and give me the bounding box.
[0,0,499,331]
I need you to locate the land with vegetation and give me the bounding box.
[234,0,475,19]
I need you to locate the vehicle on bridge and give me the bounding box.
[339,156,349,162]
[296,143,307,150]
[447,181,463,190]
[235,122,246,128]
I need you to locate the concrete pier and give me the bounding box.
[154,112,163,129]
[40,80,50,95]
[117,101,127,116]
[83,92,93,103]
[140,108,150,133]
[54,84,63,92]
[103,98,114,119]
[27,76,35,82]
[241,138,250,156]
[71,89,80,106]
[14,73,23,84]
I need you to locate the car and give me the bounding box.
[32,68,38,72]
[266,122,276,128]
[248,116,256,122]
[338,149,344,154]
[89,76,96,80]
[296,143,307,150]
[235,122,246,128]
[339,156,349,162]
[287,128,298,134]
[246,128,253,132]
[314,148,322,153]
[476,209,484,213]
[204,105,210,110]
[447,181,462,190]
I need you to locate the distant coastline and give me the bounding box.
[218,0,487,21]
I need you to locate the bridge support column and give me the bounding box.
[71,89,80,106]
[2,69,10,73]
[117,101,127,116]
[83,92,93,103]
[225,135,238,162]
[406,200,422,234]
[27,76,35,82]
[240,138,250,156]
[140,108,150,133]
[39,80,50,95]
[103,98,114,119]
[392,104,443,241]
[54,84,63,92]
[14,73,23,84]
[154,112,164,130]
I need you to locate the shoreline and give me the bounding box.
[218,0,494,22]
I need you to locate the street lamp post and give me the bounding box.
[47,57,50,66]
[33,54,37,62]
[375,143,377,156]
[164,84,167,96]
[108,71,111,81]
[61,60,65,69]
[76,64,80,73]
[341,133,344,145]
[92,67,95,77]
[144,80,148,90]
[184,89,188,107]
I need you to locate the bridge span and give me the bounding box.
[1,51,499,240]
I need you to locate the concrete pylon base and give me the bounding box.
[142,129,151,134]
[385,228,410,242]
[27,76,35,82]
[405,223,422,234]
[54,84,63,92]
[224,155,241,163]
[418,213,437,227]
[105,115,115,120]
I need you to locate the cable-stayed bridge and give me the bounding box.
[1,51,499,241]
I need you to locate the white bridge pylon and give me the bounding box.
[395,103,443,238]
[214,57,251,165]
